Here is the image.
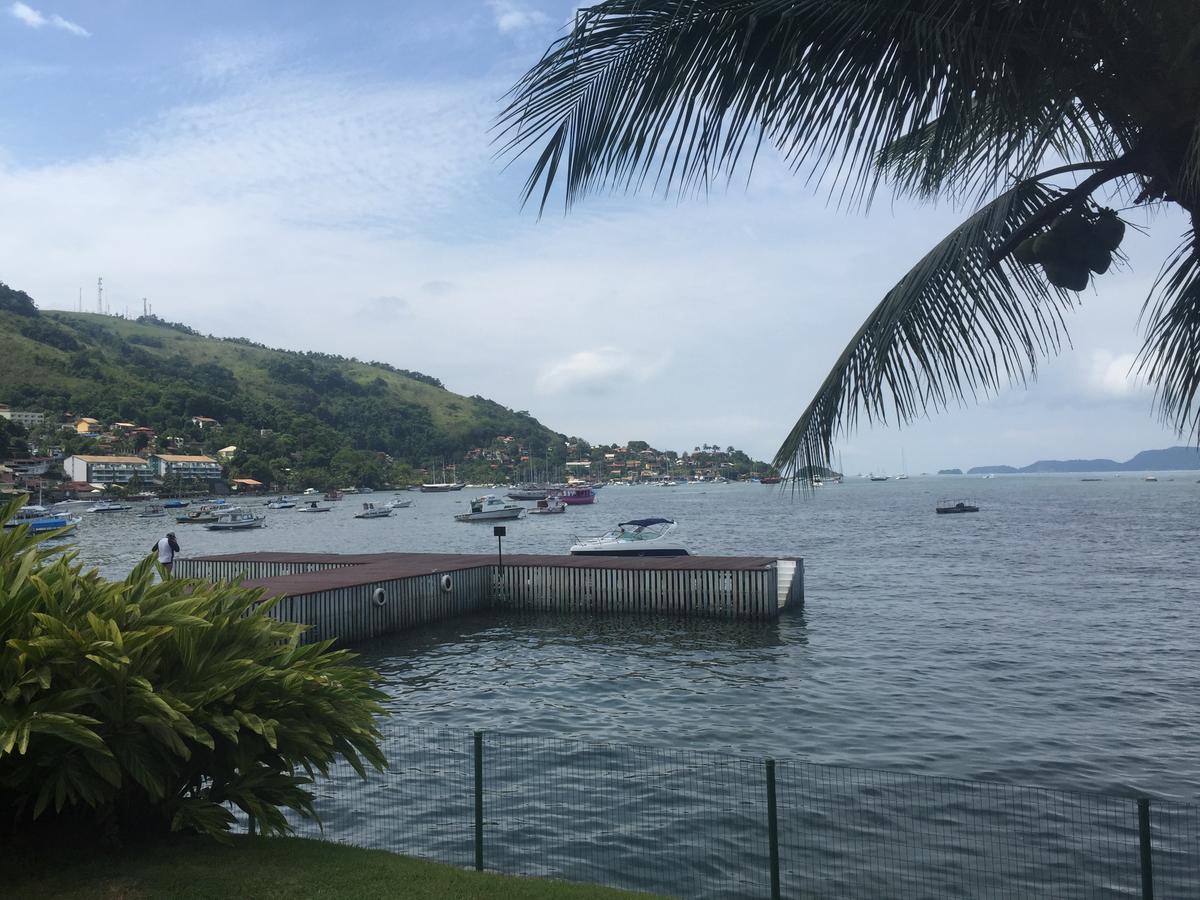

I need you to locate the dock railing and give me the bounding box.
[276,723,1200,899]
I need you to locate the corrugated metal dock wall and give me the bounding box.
[173,554,804,645]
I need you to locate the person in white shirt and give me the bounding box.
[153,532,180,575]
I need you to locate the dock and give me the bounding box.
[174,551,804,645]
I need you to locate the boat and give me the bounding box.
[569,518,690,557]
[1081,477,1103,482]
[175,506,224,524]
[936,499,980,514]
[4,505,82,536]
[162,499,189,509]
[358,487,375,494]
[759,475,782,485]
[560,485,595,505]
[302,487,320,495]
[1144,475,1158,482]
[137,505,167,518]
[354,502,394,519]
[266,497,297,509]
[869,474,890,482]
[298,500,332,513]
[324,490,345,501]
[386,497,414,510]
[420,482,467,493]
[90,500,133,513]
[527,496,567,515]
[204,509,267,530]
[454,495,525,522]
[506,487,552,501]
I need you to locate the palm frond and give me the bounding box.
[498,0,1122,212]
[1137,228,1200,438]
[772,180,1074,480]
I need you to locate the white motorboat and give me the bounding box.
[204,509,267,530]
[137,505,167,518]
[298,500,332,513]
[354,502,394,519]
[387,497,414,510]
[454,495,525,522]
[90,500,133,513]
[266,497,297,509]
[527,496,567,515]
[570,518,690,557]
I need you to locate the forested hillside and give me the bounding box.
[0,281,564,487]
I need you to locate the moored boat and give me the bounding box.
[90,500,133,513]
[527,496,567,515]
[560,486,595,505]
[454,495,525,522]
[4,505,82,536]
[204,509,267,530]
[354,502,394,519]
[299,500,332,513]
[421,482,467,493]
[936,498,980,514]
[266,497,297,509]
[137,505,167,518]
[569,518,690,557]
[386,497,414,510]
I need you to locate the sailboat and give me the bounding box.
[420,460,466,492]
[896,449,909,480]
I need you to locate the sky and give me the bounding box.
[0,0,1193,473]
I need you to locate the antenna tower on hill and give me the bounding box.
[96,277,103,314]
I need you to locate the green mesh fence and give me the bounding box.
[278,723,1200,899]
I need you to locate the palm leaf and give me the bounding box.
[1137,229,1200,438]
[772,180,1073,479]
[498,0,1124,212]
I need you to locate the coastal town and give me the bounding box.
[0,402,778,499]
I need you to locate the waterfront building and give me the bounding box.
[62,454,153,484]
[150,453,223,482]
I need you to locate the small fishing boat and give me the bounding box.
[137,505,167,518]
[386,497,414,510]
[527,496,567,515]
[299,500,332,513]
[354,502,394,519]
[570,518,690,557]
[90,500,133,513]
[936,499,980,514]
[454,495,525,522]
[175,504,225,524]
[266,497,297,509]
[204,509,267,531]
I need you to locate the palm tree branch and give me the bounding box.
[497,0,1117,213]
[772,179,1074,480]
[1136,227,1200,438]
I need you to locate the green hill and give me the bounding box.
[0,281,564,489]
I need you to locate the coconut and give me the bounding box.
[1082,242,1112,275]
[1012,236,1040,265]
[1041,258,1090,291]
[1093,211,1125,251]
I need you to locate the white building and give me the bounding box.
[151,454,223,481]
[63,455,154,485]
[0,405,46,428]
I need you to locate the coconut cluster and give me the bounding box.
[1012,208,1125,291]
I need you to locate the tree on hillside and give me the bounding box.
[499,1,1200,477]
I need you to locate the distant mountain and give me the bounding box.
[937,468,964,475]
[968,446,1200,475]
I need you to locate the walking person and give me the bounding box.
[153,532,180,576]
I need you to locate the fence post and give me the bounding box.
[1138,798,1154,900]
[766,758,780,900]
[474,730,484,871]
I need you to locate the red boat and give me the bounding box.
[759,475,782,485]
[560,486,596,505]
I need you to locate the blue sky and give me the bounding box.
[0,1,1192,472]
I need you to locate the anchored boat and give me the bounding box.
[569,518,690,557]
[936,499,980,514]
[454,495,525,522]
[354,502,394,519]
[204,509,267,531]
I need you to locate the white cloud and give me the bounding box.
[1086,349,1147,398]
[486,0,549,34]
[536,348,669,395]
[8,2,89,36]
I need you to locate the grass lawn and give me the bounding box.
[6,834,664,899]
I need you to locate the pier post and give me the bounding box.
[474,730,484,871]
[1138,798,1154,900]
[766,758,780,900]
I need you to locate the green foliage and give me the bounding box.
[0,282,38,317]
[0,498,387,841]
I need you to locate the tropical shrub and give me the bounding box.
[0,499,387,841]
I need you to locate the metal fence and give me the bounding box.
[275,724,1200,899]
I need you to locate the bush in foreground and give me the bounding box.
[0,498,386,840]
